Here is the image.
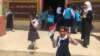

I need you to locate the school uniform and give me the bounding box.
[56,7,64,29]
[56,35,71,56]
[6,12,14,30]
[28,19,40,41]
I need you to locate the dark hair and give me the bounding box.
[67,4,71,8]
[48,6,54,15]
[29,12,36,17]
[59,26,68,32]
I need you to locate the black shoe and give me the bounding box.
[83,44,88,48]
[82,41,88,48]
[83,43,88,48]
[87,42,90,45]
[28,45,34,50]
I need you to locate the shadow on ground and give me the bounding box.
[91,33,100,41]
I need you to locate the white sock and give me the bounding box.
[31,41,35,46]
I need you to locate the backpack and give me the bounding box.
[74,10,82,25]
[63,8,74,26]
[63,8,72,20]
[38,11,48,20]
[47,14,54,23]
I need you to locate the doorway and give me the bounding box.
[42,0,65,21]
[43,0,65,11]
[43,0,56,12]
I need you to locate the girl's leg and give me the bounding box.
[28,41,35,49]
[28,41,36,49]
[74,26,78,33]
[71,22,77,34]
[31,41,35,47]
[10,19,15,32]
[31,40,38,49]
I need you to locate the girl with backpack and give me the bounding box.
[71,4,82,34]
[63,4,75,32]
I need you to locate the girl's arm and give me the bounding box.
[68,34,78,45]
[82,11,88,19]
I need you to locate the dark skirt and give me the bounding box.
[64,19,74,27]
[56,47,71,56]
[81,20,92,45]
[28,24,40,41]
[56,39,71,56]
[6,18,14,29]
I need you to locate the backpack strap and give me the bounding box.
[71,9,75,19]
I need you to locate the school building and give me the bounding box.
[0,0,100,36]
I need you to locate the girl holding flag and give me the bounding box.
[54,26,78,56]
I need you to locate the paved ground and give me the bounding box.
[0,30,100,56]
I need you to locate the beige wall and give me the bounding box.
[3,0,70,16]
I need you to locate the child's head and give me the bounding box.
[59,26,68,37]
[29,12,36,19]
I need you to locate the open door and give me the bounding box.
[43,0,56,12]
[42,0,65,12]
[42,0,65,22]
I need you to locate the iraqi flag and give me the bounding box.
[48,23,57,37]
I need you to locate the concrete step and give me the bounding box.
[0,50,54,56]
[0,50,91,56]
[0,31,100,56]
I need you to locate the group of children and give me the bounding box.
[28,12,78,56]
[28,1,93,56]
